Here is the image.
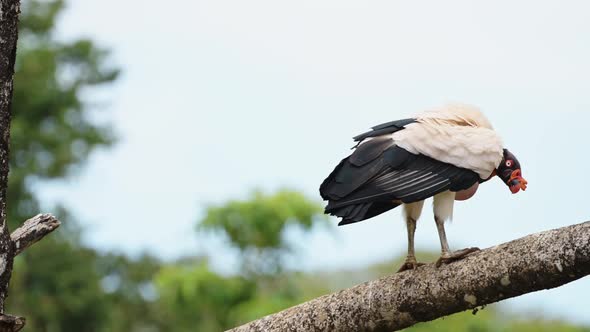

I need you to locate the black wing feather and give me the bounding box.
[349,137,394,166]
[352,118,416,142]
[320,137,393,200]
[320,143,479,225]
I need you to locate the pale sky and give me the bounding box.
[36,0,590,324]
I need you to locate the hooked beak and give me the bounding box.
[508,170,528,194]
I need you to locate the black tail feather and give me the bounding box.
[327,201,401,226]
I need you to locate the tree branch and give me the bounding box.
[0,315,24,332]
[10,214,60,256]
[229,221,590,332]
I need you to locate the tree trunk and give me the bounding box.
[0,0,21,315]
[229,221,590,332]
[0,1,60,331]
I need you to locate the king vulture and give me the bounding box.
[319,104,527,272]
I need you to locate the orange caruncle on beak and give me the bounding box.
[508,169,528,194]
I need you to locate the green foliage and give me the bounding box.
[6,0,121,331]
[405,309,590,332]
[10,238,108,332]
[154,261,255,332]
[19,0,63,36]
[228,272,329,325]
[199,189,325,251]
[199,189,326,274]
[9,0,118,229]
[152,261,327,331]
[95,253,163,331]
[147,191,328,330]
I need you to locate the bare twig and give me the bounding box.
[229,221,590,332]
[11,214,60,256]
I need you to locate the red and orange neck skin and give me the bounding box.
[508,169,528,194]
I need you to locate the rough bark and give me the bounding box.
[11,214,60,256]
[229,221,590,332]
[0,315,23,332]
[0,0,21,314]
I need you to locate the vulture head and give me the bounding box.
[497,149,528,194]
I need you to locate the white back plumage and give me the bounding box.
[392,104,504,179]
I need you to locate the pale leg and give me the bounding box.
[406,217,418,261]
[433,192,480,267]
[398,201,425,272]
[435,216,452,259]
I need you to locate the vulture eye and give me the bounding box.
[505,160,513,168]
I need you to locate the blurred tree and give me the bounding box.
[9,239,109,331]
[198,189,326,274]
[95,253,163,331]
[405,309,590,332]
[149,190,328,331]
[6,0,122,330]
[9,0,117,230]
[154,259,255,332]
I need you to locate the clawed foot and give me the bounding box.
[435,247,480,268]
[397,259,426,273]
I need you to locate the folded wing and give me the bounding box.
[320,118,481,226]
